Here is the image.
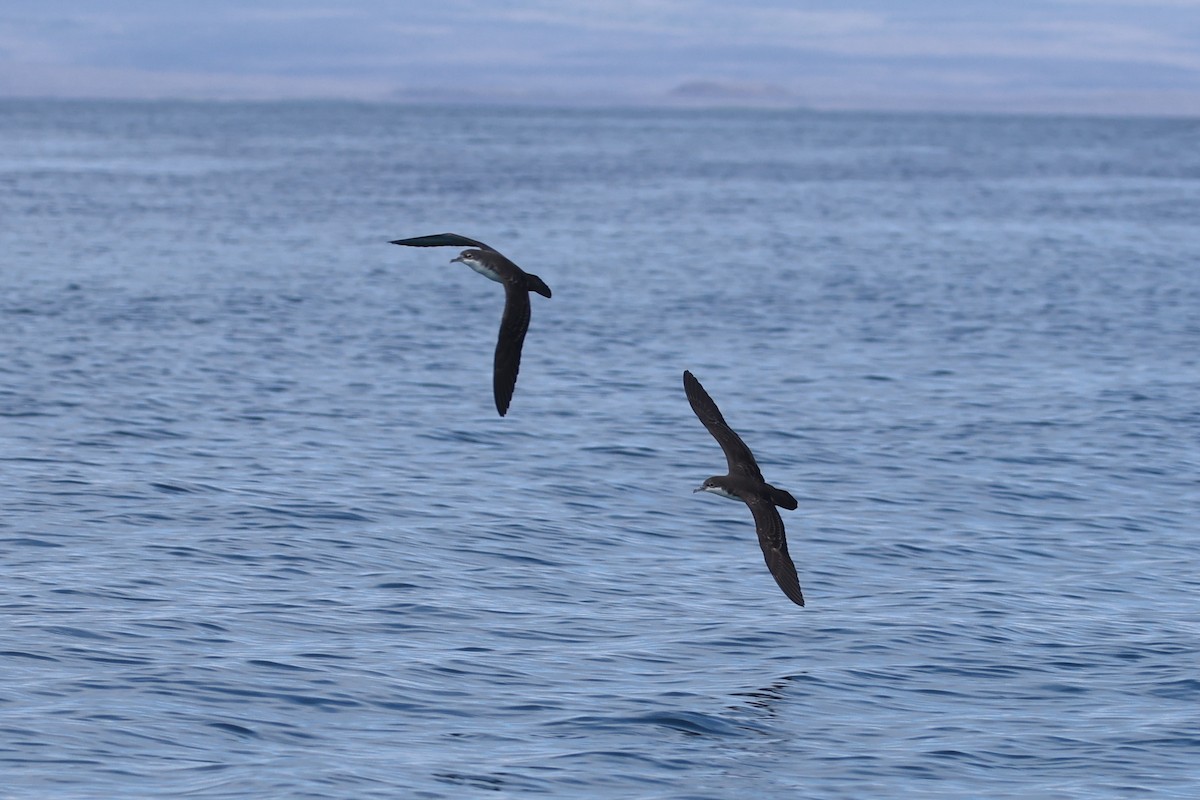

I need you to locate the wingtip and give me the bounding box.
[778,577,806,607]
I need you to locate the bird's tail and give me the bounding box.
[768,484,798,510]
[524,273,552,298]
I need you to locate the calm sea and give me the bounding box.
[2,100,1199,798]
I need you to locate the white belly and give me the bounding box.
[704,485,742,502]
[466,261,504,283]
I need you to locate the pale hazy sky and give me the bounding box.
[2,1,1199,114]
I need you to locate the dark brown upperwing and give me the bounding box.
[493,284,532,416]
[683,370,764,481]
[389,233,496,251]
[746,497,805,607]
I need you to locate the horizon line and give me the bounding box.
[3,93,1199,122]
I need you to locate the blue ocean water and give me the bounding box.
[2,100,1199,798]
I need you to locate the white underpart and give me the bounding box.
[702,485,741,501]
[463,259,503,283]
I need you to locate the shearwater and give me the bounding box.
[684,370,805,607]
[390,233,551,417]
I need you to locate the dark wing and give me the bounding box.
[493,284,532,416]
[746,497,805,607]
[683,370,764,481]
[389,232,496,252]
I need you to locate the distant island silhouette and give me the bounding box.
[666,80,806,107]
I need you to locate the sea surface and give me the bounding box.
[2,100,1199,798]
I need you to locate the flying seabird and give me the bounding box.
[390,233,551,417]
[683,370,805,607]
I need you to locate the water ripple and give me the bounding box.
[3,102,1199,800]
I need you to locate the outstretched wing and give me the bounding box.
[493,284,531,416]
[683,370,764,481]
[389,232,496,252]
[746,497,805,607]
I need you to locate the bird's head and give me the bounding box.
[694,477,740,501]
[450,249,485,265]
